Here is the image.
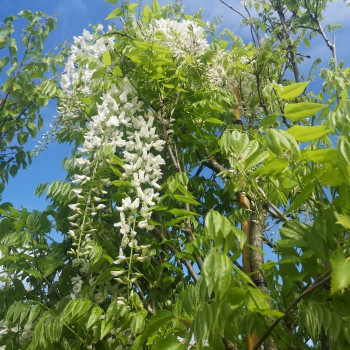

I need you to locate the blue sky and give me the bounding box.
[2,0,350,212]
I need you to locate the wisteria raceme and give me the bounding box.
[146,18,239,90]
[58,34,165,285]
[51,25,168,291]
[61,25,113,96]
[146,18,209,59]
[55,17,249,291]
[66,78,165,261]
[56,24,115,129]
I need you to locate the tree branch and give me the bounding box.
[253,270,331,350]
[153,226,199,282]
[218,0,260,46]
[274,1,300,82]
[257,187,290,222]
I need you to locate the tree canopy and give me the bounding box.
[1,0,350,349]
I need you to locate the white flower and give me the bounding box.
[146,19,209,59]
[111,270,125,277]
[68,203,80,211]
[59,33,166,282]
[134,256,147,262]
[68,214,79,221]
[138,220,149,229]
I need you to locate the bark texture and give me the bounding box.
[250,201,278,350]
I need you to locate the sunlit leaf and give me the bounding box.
[284,102,326,122]
[330,248,350,294]
[277,81,309,100]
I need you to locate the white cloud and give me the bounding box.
[322,0,350,27]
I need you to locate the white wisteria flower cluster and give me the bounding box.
[58,28,166,288]
[56,25,114,127]
[66,79,165,263]
[61,25,114,96]
[146,18,209,59]
[146,18,238,89]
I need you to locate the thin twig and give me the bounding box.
[253,270,331,350]
[184,203,203,271]
[153,226,199,282]
[257,187,290,222]
[274,2,300,82]
[218,0,260,46]
[133,280,155,314]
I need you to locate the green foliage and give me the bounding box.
[0,9,66,192]
[1,0,350,349]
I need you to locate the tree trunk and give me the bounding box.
[250,201,278,350]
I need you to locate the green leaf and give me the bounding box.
[254,158,289,176]
[221,130,249,156]
[26,121,37,138]
[173,194,200,205]
[337,136,350,167]
[151,0,160,14]
[18,10,33,21]
[277,81,309,100]
[9,165,18,177]
[105,0,119,3]
[287,125,330,142]
[100,319,113,340]
[169,208,199,216]
[193,303,213,348]
[92,67,106,79]
[103,145,113,157]
[105,8,123,20]
[330,248,350,294]
[46,17,56,32]
[245,150,269,169]
[17,132,28,145]
[320,169,345,187]
[27,305,41,325]
[153,335,187,350]
[286,183,314,213]
[112,180,133,187]
[205,117,226,125]
[284,102,326,122]
[40,80,57,98]
[205,210,232,242]
[128,3,139,11]
[8,37,17,56]
[0,57,10,69]
[12,303,25,324]
[165,216,191,227]
[301,149,337,164]
[110,165,123,177]
[203,250,232,298]
[134,41,150,50]
[245,287,270,312]
[24,269,42,279]
[141,4,152,24]
[102,50,112,65]
[266,129,289,155]
[112,65,123,76]
[240,139,259,160]
[112,154,125,166]
[231,226,247,250]
[61,298,92,322]
[336,214,350,229]
[131,310,175,350]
